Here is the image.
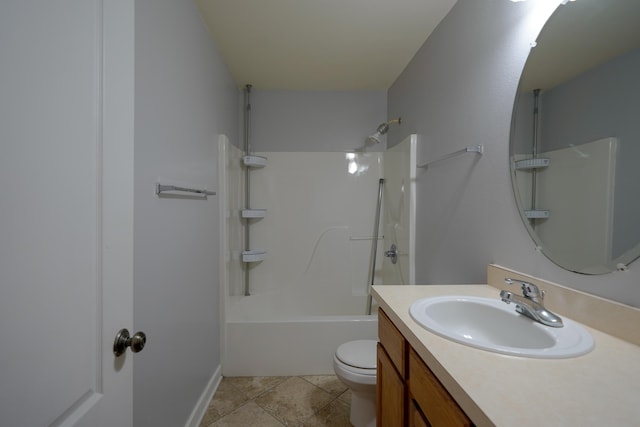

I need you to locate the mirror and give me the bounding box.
[510,0,640,274]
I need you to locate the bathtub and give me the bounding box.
[222,292,379,376]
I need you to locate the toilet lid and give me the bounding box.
[336,340,377,370]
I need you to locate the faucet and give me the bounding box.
[500,278,564,328]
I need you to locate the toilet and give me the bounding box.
[333,339,378,427]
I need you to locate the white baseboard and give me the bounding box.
[184,365,222,427]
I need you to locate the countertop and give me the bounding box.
[371,283,640,426]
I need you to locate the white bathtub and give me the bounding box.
[222,293,379,376]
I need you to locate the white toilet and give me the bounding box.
[333,339,378,427]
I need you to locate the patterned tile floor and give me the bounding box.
[199,375,353,427]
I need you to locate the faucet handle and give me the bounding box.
[504,278,543,302]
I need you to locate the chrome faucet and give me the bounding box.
[500,278,564,328]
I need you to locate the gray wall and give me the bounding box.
[248,89,387,152]
[388,0,640,307]
[541,49,640,152]
[133,0,238,425]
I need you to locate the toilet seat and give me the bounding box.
[335,339,377,375]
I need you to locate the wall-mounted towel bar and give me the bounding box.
[155,183,216,198]
[418,144,484,169]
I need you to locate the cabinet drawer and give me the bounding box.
[378,308,406,377]
[409,348,472,427]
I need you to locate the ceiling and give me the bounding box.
[520,0,640,92]
[195,0,457,90]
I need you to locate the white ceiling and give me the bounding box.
[195,0,457,90]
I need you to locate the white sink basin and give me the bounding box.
[409,296,594,358]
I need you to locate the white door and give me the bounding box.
[382,134,416,285]
[0,1,135,426]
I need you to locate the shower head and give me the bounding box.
[366,118,401,144]
[366,131,384,145]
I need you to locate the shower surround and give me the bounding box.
[219,139,381,375]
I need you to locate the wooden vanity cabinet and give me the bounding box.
[377,308,474,427]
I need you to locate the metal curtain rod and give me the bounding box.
[155,183,216,198]
[417,144,484,169]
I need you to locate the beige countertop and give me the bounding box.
[371,280,640,426]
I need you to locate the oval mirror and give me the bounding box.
[510,0,640,274]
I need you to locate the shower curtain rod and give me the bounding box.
[417,144,483,169]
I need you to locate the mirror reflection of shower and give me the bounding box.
[366,117,401,145]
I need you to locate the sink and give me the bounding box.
[409,296,594,358]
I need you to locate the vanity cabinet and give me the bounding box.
[377,308,473,427]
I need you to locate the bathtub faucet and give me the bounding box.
[500,278,563,328]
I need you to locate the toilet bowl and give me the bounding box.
[333,339,377,427]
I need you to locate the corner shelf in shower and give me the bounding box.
[525,210,550,219]
[241,209,267,219]
[514,158,550,170]
[242,249,266,263]
[243,155,267,168]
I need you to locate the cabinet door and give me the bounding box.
[409,399,431,427]
[379,309,407,377]
[409,349,473,427]
[377,344,406,427]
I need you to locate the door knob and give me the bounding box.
[384,244,398,264]
[113,328,147,356]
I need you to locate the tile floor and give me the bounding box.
[198,375,353,427]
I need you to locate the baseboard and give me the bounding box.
[184,364,222,427]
